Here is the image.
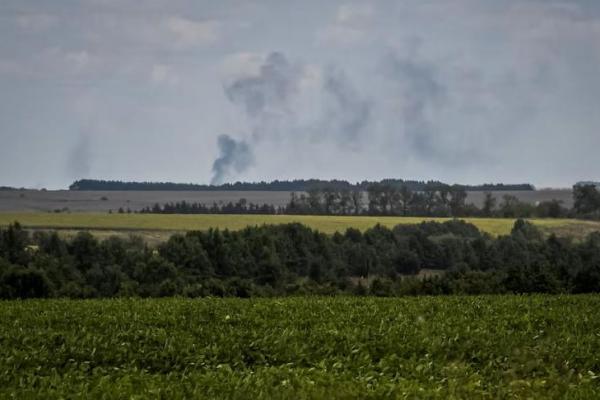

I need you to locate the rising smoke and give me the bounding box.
[323,68,371,146]
[211,134,254,185]
[224,52,298,119]
[66,133,92,180]
[211,52,372,183]
[210,52,299,184]
[382,53,446,157]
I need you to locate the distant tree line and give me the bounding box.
[139,199,279,215]
[134,184,600,220]
[1,219,600,299]
[285,184,573,218]
[70,179,535,192]
[286,184,600,219]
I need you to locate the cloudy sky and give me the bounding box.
[0,0,599,189]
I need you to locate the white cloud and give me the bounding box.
[165,17,220,48]
[317,3,375,46]
[220,52,265,79]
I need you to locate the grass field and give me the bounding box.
[1,296,599,398]
[1,212,599,238]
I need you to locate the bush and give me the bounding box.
[0,267,52,299]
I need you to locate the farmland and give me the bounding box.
[0,188,574,213]
[1,212,599,239]
[1,296,599,398]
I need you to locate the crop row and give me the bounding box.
[0,296,599,398]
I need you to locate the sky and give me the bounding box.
[0,0,599,189]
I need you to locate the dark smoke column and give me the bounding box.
[211,134,254,185]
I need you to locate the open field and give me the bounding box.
[1,296,599,398]
[1,212,599,238]
[0,188,574,212]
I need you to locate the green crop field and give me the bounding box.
[1,212,599,238]
[1,296,599,398]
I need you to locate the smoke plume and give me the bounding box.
[383,54,446,157]
[323,68,371,145]
[66,133,92,179]
[224,52,298,119]
[211,134,254,185]
[212,51,372,182]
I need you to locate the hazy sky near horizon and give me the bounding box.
[0,0,599,189]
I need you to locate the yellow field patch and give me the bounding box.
[0,212,598,237]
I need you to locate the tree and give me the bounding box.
[338,189,352,215]
[350,190,363,215]
[159,234,213,278]
[382,184,400,215]
[573,184,600,217]
[423,185,438,215]
[367,183,399,215]
[0,267,52,299]
[500,195,534,218]
[536,200,566,218]
[437,187,451,215]
[367,184,383,214]
[309,261,322,283]
[482,192,497,217]
[322,187,339,214]
[1,217,599,298]
[394,249,421,275]
[69,232,99,271]
[0,222,30,265]
[398,185,413,216]
[307,188,323,214]
[511,219,543,242]
[449,186,467,217]
[500,195,519,217]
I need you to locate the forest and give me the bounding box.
[1,218,600,299]
[69,179,535,192]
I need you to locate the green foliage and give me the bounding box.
[0,266,52,299]
[133,183,579,220]
[1,219,600,298]
[0,296,599,398]
[574,184,600,219]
